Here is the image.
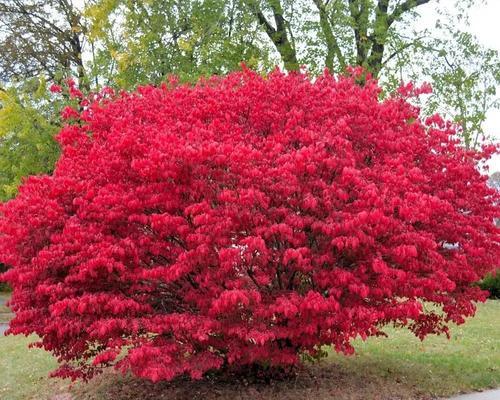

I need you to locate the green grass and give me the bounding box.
[0,335,59,400]
[1,292,61,400]
[0,299,499,400]
[329,300,500,397]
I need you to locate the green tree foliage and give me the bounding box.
[0,79,60,201]
[422,30,500,149]
[0,0,91,200]
[479,270,500,298]
[84,0,274,88]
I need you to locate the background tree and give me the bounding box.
[0,79,60,200]
[0,0,499,200]
[421,29,500,149]
[245,0,433,77]
[84,0,273,88]
[0,0,92,200]
[85,0,500,147]
[0,0,89,88]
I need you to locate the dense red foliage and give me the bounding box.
[1,69,499,382]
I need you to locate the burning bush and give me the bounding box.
[1,69,498,381]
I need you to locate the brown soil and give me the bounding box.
[64,363,436,400]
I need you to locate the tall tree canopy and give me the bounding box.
[0,0,88,87]
[0,0,499,199]
[84,0,272,87]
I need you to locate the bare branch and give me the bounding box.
[244,0,276,38]
[388,0,431,27]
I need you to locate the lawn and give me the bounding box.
[328,300,500,398]
[0,299,498,400]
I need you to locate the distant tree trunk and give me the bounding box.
[312,0,346,71]
[246,0,431,76]
[244,0,299,71]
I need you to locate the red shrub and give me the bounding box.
[1,69,498,382]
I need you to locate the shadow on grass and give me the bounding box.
[69,362,432,400]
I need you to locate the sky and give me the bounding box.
[418,0,500,172]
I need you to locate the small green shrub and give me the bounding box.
[479,269,500,298]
